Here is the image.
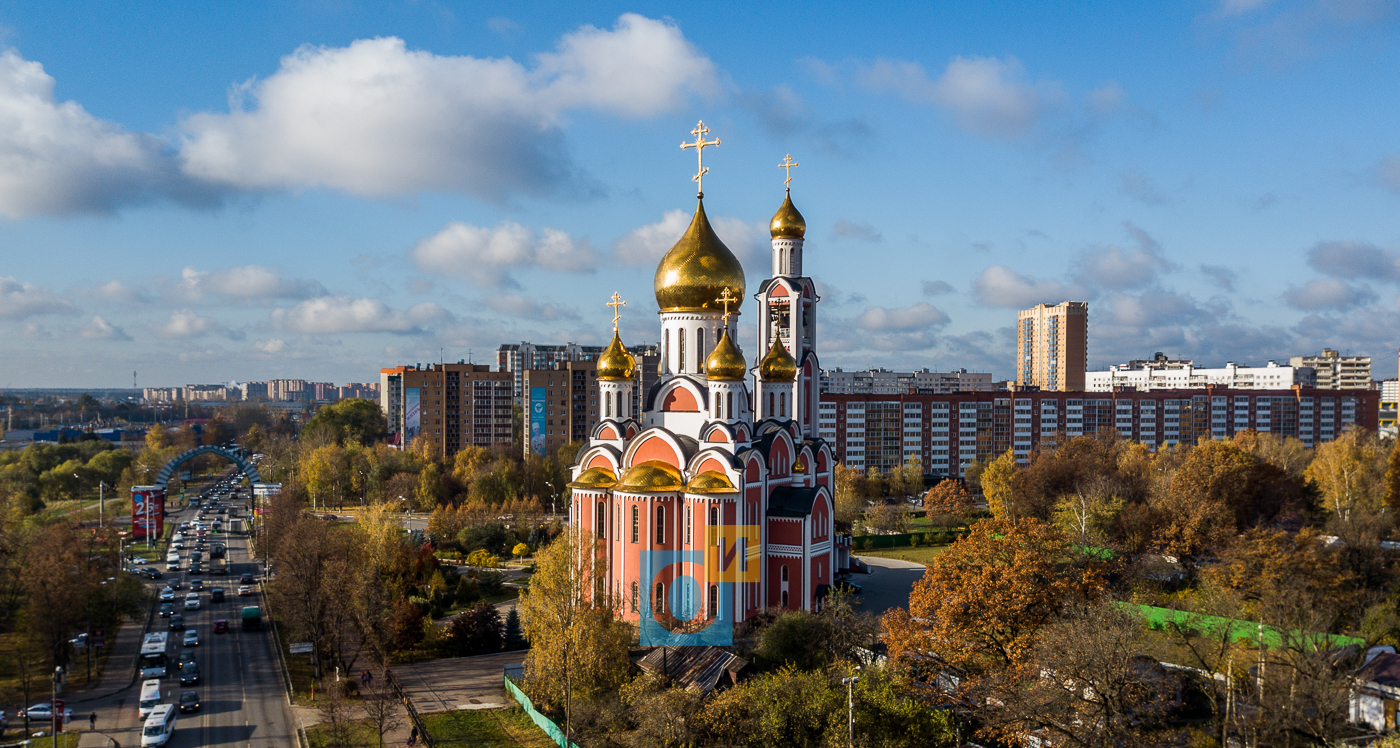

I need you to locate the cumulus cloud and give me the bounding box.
[848,55,1050,139]
[1200,264,1238,291]
[1306,240,1400,282]
[0,277,76,319]
[79,315,132,341]
[921,280,954,296]
[1073,223,1173,290]
[178,15,715,200]
[484,294,579,321]
[175,264,326,301]
[973,266,1089,308]
[1209,0,1399,66]
[254,338,288,355]
[1284,278,1376,310]
[91,279,150,304]
[855,302,949,331]
[0,51,213,217]
[410,221,597,288]
[831,219,882,242]
[612,209,768,269]
[271,297,446,334]
[1116,167,1169,206]
[153,309,241,340]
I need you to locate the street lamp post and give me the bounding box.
[50,665,61,748]
[841,669,861,748]
[543,481,555,518]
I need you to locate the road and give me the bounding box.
[89,495,297,747]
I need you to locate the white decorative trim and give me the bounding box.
[768,543,803,557]
[769,516,803,522]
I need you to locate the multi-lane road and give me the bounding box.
[91,496,297,747]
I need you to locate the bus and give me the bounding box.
[139,633,170,679]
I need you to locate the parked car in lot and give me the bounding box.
[182,629,199,647]
[213,619,229,634]
[178,691,201,713]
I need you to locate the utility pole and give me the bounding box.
[841,668,861,748]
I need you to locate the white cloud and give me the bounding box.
[851,55,1050,139]
[174,264,326,301]
[153,309,240,340]
[613,209,768,269]
[1073,223,1173,290]
[832,219,882,242]
[254,338,288,354]
[178,15,715,200]
[271,297,446,334]
[91,279,150,304]
[973,266,1089,308]
[1284,278,1376,310]
[0,50,207,217]
[0,276,76,319]
[79,315,132,341]
[1306,240,1400,282]
[410,221,597,288]
[483,294,578,321]
[855,302,950,331]
[922,280,955,295]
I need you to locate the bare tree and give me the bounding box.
[313,682,354,748]
[361,667,404,748]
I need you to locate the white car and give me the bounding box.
[159,587,176,601]
[182,629,199,646]
[183,594,200,610]
[21,703,75,721]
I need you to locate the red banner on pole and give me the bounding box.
[131,486,165,540]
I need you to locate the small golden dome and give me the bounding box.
[758,337,798,382]
[615,460,684,493]
[685,471,740,494]
[596,331,637,381]
[654,198,746,313]
[770,190,806,238]
[567,467,617,490]
[704,327,746,381]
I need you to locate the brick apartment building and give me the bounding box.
[380,363,514,458]
[820,385,1379,477]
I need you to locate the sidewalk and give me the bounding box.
[72,612,148,703]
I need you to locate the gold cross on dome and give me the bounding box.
[717,287,737,328]
[607,292,626,331]
[778,154,799,188]
[681,120,720,196]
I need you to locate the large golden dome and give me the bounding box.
[704,327,746,381]
[616,460,684,493]
[596,331,637,381]
[654,198,746,313]
[758,336,798,382]
[770,190,806,238]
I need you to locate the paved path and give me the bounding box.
[393,651,526,714]
[851,555,926,618]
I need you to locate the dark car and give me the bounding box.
[833,580,863,595]
[190,579,204,591]
[169,613,185,631]
[159,602,174,618]
[239,573,254,584]
[213,619,229,634]
[179,691,200,713]
[179,662,200,685]
[178,650,196,665]
[188,563,203,575]
[210,588,225,603]
[142,567,164,580]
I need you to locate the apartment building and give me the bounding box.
[522,361,600,458]
[380,363,514,457]
[1016,301,1089,391]
[821,367,994,394]
[820,385,1379,477]
[1291,349,1372,390]
[1381,379,1398,438]
[1087,360,1315,392]
[497,341,661,403]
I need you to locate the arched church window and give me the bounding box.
[631,505,639,543]
[654,582,665,613]
[780,392,786,416]
[697,329,706,372]
[678,329,686,373]
[781,565,788,582]
[597,501,606,538]
[709,585,718,617]
[655,505,666,544]
[605,392,612,418]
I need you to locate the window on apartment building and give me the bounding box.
[631,506,639,543]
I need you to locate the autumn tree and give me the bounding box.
[445,603,502,656]
[864,502,909,533]
[1306,427,1388,522]
[924,479,974,522]
[1386,441,1400,509]
[832,463,865,524]
[981,449,1019,520]
[1051,480,1123,552]
[518,528,631,738]
[21,523,96,667]
[303,398,387,446]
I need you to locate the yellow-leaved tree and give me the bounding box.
[982,449,1019,520]
[1305,428,1387,522]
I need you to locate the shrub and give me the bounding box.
[475,570,505,597]
[444,604,503,657]
[456,575,480,605]
[466,549,500,568]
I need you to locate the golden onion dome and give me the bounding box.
[654,198,746,313]
[685,471,740,494]
[704,327,746,381]
[615,460,684,493]
[758,337,799,382]
[596,330,637,381]
[567,467,617,490]
[769,190,806,238]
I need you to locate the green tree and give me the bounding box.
[414,462,444,511]
[302,398,388,446]
[755,612,833,670]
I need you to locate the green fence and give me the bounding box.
[1119,602,1364,650]
[851,529,969,550]
[503,673,580,748]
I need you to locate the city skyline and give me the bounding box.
[4,2,1400,387]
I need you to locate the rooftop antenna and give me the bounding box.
[133,370,137,389]
[468,348,473,364]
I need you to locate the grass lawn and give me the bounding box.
[306,719,384,748]
[856,545,951,566]
[424,708,556,748]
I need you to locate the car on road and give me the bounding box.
[140,567,164,580]
[238,585,254,597]
[168,613,185,631]
[182,629,199,647]
[178,690,200,713]
[159,587,175,601]
[178,650,195,665]
[20,703,74,721]
[159,603,174,618]
[190,579,204,591]
[188,563,203,575]
[210,588,224,603]
[184,594,200,610]
[239,573,254,584]
[168,578,182,590]
[190,551,202,562]
[179,662,200,685]
[213,619,229,634]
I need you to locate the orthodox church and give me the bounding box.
[568,124,836,628]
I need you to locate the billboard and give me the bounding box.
[131,485,165,541]
[640,524,760,646]
[404,387,421,444]
[529,387,546,455]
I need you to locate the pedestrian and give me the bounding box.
[360,670,369,686]
[408,725,418,745]
[88,712,96,731]
[366,669,373,686]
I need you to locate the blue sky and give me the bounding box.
[3,0,1400,388]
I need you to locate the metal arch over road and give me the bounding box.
[155,444,263,486]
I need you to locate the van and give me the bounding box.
[141,703,177,746]
[138,679,162,717]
